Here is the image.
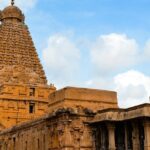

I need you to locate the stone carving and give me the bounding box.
[71,128,83,149]
[57,123,65,147]
[0,5,47,85]
[0,65,44,85]
[83,108,95,115]
[70,120,84,149]
[55,107,75,115]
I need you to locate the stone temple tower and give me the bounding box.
[0,2,56,129]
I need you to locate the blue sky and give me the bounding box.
[1,0,150,107]
[28,0,150,43]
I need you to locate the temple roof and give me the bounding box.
[0,4,47,86]
[0,5,24,22]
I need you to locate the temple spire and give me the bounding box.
[0,0,47,85]
[11,0,15,6]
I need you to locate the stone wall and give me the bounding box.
[49,87,118,113]
[0,84,56,129]
[0,109,95,150]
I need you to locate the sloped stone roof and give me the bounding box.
[0,5,47,86]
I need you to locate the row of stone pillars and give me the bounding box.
[94,119,150,150]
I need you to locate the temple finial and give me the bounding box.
[11,0,15,6]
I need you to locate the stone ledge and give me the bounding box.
[89,103,150,123]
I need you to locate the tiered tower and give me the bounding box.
[0,2,56,129]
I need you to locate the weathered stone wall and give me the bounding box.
[0,84,56,129]
[0,4,56,129]
[0,100,150,150]
[49,87,118,113]
[92,103,150,122]
[0,109,95,150]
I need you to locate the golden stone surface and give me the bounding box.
[0,3,150,150]
[48,87,118,113]
[0,5,47,86]
[0,5,24,22]
[0,4,56,129]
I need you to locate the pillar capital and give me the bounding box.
[143,120,150,127]
[107,122,115,129]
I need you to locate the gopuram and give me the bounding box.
[0,1,150,150]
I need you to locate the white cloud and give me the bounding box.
[42,33,150,107]
[144,39,150,60]
[85,77,114,90]
[42,32,150,108]
[85,70,150,108]
[0,0,37,10]
[114,70,150,108]
[88,33,150,107]
[42,34,80,87]
[91,33,139,75]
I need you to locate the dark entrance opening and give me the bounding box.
[29,103,35,113]
[115,122,125,150]
[126,122,133,150]
[95,124,108,150]
[139,123,144,150]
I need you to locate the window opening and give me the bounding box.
[29,103,35,113]
[29,88,35,96]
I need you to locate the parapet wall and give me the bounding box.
[48,87,118,113]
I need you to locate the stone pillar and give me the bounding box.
[107,123,116,150]
[143,120,150,150]
[132,122,140,150]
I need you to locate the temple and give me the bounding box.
[0,2,56,129]
[0,2,150,150]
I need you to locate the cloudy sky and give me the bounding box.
[1,0,150,108]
